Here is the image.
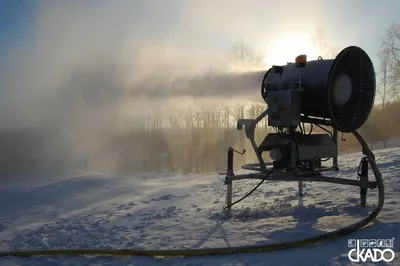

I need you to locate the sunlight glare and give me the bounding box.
[266,31,319,66]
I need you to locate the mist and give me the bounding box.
[2,0,389,183]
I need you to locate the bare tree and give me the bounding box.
[226,38,266,70]
[250,51,266,69]
[382,22,400,100]
[377,41,391,111]
[310,28,339,59]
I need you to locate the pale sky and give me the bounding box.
[3,0,399,67]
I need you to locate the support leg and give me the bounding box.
[333,127,339,171]
[358,157,369,208]
[298,181,303,197]
[225,147,234,216]
[226,180,232,216]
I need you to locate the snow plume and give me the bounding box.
[5,1,392,182]
[0,1,272,182]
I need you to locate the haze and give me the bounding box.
[0,0,398,182]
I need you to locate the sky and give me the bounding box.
[0,0,35,62]
[0,0,399,129]
[1,0,399,64]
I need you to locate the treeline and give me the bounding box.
[2,98,400,178]
[340,100,400,151]
[101,102,270,174]
[103,100,400,175]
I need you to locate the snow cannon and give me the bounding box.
[223,46,383,217]
[261,46,375,133]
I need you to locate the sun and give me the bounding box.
[266,30,319,67]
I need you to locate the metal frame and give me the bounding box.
[0,131,383,258]
[224,108,374,216]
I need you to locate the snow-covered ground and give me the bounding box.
[0,147,399,265]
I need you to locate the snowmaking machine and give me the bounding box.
[0,46,386,259]
[223,46,384,216]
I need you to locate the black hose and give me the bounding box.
[224,167,275,210]
[313,123,333,139]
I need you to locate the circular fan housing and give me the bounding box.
[327,46,376,132]
[261,46,376,133]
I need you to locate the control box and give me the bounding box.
[267,90,301,127]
